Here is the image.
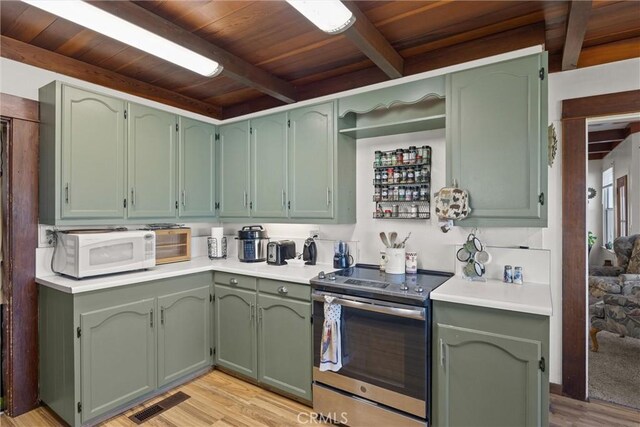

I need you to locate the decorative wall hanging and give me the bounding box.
[588,187,597,200]
[548,124,558,167]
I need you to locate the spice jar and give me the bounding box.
[409,146,417,164]
[375,170,381,184]
[405,187,413,202]
[375,151,382,166]
[391,151,397,166]
[414,167,421,183]
[393,169,401,184]
[392,186,399,201]
[407,167,415,184]
[374,186,381,201]
[398,187,406,201]
[381,187,389,201]
[416,147,423,164]
[420,185,428,201]
[401,168,407,183]
[412,187,420,201]
[410,204,419,218]
[396,149,403,165]
[387,168,394,183]
[391,204,399,217]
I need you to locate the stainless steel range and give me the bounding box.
[311,264,452,427]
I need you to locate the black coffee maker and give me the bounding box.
[303,237,317,265]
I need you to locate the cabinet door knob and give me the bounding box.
[278,286,288,294]
[230,278,238,285]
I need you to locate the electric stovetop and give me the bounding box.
[310,264,453,306]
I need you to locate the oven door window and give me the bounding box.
[313,300,427,401]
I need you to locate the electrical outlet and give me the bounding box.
[38,225,56,247]
[309,229,320,239]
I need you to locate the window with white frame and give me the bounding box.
[602,167,614,249]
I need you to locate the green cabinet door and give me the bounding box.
[288,103,335,219]
[434,324,542,427]
[251,113,288,218]
[61,85,126,219]
[214,285,257,378]
[219,121,250,218]
[127,103,177,219]
[80,298,156,423]
[257,294,312,400]
[157,285,211,387]
[447,53,548,227]
[178,117,216,218]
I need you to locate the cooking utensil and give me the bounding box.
[389,232,397,248]
[397,232,412,248]
[380,232,390,248]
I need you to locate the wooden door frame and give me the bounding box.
[561,89,640,401]
[1,93,39,415]
[615,175,628,237]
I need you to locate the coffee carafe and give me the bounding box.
[333,240,353,268]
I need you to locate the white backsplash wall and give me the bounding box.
[320,128,545,272]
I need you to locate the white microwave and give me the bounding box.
[53,230,156,279]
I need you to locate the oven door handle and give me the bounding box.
[312,294,425,320]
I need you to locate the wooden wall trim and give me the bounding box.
[1,107,40,415]
[0,94,39,122]
[562,89,640,119]
[550,382,563,396]
[561,89,640,402]
[561,117,588,401]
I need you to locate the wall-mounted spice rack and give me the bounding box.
[373,146,431,220]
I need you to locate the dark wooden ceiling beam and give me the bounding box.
[342,1,404,79]
[587,128,628,143]
[588,141,621,153]
[90,1,297,103]
[627,121,640,134]
[588,152,607,160]
[0,35,222,119]
[561,0,592,70]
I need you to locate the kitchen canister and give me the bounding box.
[385,248,406,274]
[405,251,418,274]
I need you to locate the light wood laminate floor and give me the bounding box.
[2,370,639,426]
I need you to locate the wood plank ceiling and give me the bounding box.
[588,121,640,160]
[1,1,639,120]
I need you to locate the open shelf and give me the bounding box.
[339,114,445,139]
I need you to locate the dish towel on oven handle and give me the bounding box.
[319,296,342,372]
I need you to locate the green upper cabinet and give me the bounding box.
[447,53,548,227]
[61,86,126,220]
[127,103,178,219]
[288,102,335,219]
[157,285,211,387]
[219,121,251,218]
[214,285,257,379]
[257,293,312,400]
[39,82,127,224]
[251,113,288,218]
[80,298,156,423]
[178,117,216,219]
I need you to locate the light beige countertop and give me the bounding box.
[430,276,553,316]
[36,256,332,294]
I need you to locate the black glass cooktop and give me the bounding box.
[311,264,453,305]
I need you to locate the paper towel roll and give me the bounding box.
[211,227,224,239]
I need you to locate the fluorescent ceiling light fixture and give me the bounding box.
[23,0,222,77]
[287,0,355,34]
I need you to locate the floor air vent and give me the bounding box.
[129,391,190,424]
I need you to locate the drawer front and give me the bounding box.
[259,279,310,301]
[215,272,256,290]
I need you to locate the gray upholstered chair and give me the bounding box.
[588,234,640,351]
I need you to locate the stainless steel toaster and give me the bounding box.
[267,240,296,265]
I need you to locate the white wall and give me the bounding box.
[587,160,604,265]
[2,54,640,385]
[603,133,640,235]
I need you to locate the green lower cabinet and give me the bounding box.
[39,272,214,427]
[258,294,312,400]
[80,298,156,423]
[432,301,549,427]
[158,286,211,387]
[214,285,257,378]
